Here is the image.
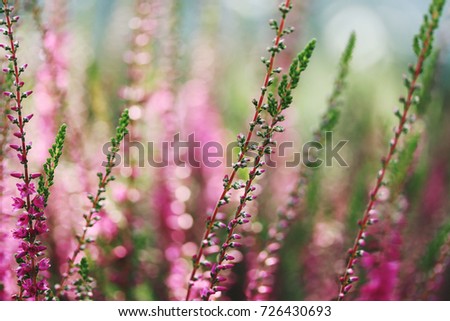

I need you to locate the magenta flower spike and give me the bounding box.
[0,0,52,300]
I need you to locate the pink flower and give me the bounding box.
[27,244,47,257]
[16,242,29,259]
[38,258,50,271]
[21,278,36,297]
[16,263,31,278]
[37,279,49,291]
[16,182,36,198]
[32,195,45,210]
[34,221,48,235]
[12,227,28,239]
[11,197,25,210]
[17,213,29,227]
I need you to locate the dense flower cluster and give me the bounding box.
[0,2,51,300]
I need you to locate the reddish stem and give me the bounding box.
[55,165,111,297]
[337,20,435,300]
[2,0,40,300]
[185,0,292,301]
[204,83,291,300]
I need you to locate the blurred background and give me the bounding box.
[0,0,450,300]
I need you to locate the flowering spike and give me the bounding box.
[337,0,446,300]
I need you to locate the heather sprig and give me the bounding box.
[202,39,316,301]
[320,32,356,133]
[185,0,296,301]
[337,0,446,300]
[388,132,420,199]
[56,109,129,298]
[37,124,67,206]
[73,257,94,301]
[0,0,54,300]
[247,33,355,300]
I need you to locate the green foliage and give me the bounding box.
[37,124,67,205]
[276,39,316,113]
[104,108,130,178]
[320,32,356,133]
[288,39,316,91]
[94,108,130,210]
[388,132,420,199]
[416,49,439,116]
[413,0,446,58]
[74,257,94,301]
[421,219,450,271]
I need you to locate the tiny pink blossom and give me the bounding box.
[38,258,50,271]
[16,242,29,259]
[11,197,25,210]
[12,227,28,239]
[17,213,29,227]
[32,195,45,209]
[16,182,36,198]
[37,279,49,291]
[16,263,31,278]
[34,221,48,235]
[21,278,36,297]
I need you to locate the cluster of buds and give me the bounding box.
[185,0,299,301]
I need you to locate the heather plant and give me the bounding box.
[0,0,52,300]
[185,0,318,300]
[337,0,446,300]
[56,109,129,299]
[0,0,450,303]
[247,32,356,300]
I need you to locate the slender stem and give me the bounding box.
[185,0,292,301]
[2,0,41,300]
[55,159,113,297]
[337,21,434,301]
[204,85,290,300]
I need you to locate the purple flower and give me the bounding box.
[12,227,28,239]
[37,279,49,291]
[37,258,50,271]
[32,195,45,210]
[27,244,47,257]
[34,221,48,235]
[11,197,25,210]
[16,242,29,259]
[17,213,29,227]
[16,182,36,198]
[16,263,31,278]
[21,278,36,297]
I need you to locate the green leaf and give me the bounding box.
[37,123,67,205]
